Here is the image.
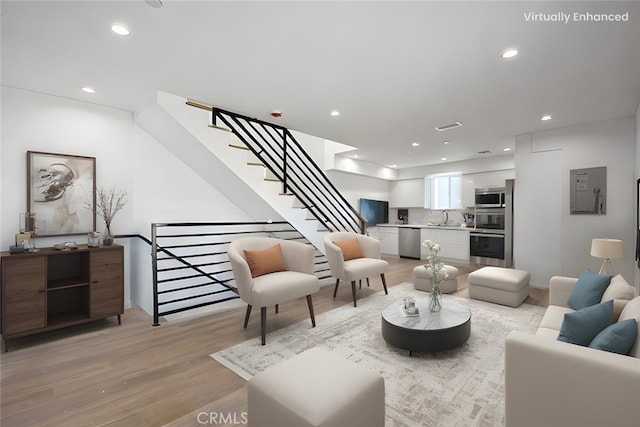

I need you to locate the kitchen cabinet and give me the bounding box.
[1,245,124,351]
[461,176,476,209]
[390,179,424,208]
[366,226,379,241]
[378,226,399,256]
[421,228,469,263]
[467,170,515,190]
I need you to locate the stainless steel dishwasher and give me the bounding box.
[398,227,421,259]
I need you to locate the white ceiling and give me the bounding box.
[2,1,640,169]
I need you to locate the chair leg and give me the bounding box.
[351,281,358,307]
[306,295,316,327]
[359,280,362,289]
[260,307,267,346]
[275,304,279,314]
[244,305,252,328]
[333,279,340,298]
[381,273,388,295]
[367,277,370,287]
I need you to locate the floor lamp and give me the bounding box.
[590,238,623,275]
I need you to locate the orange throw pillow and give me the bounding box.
[244,244,288,278]
[333,238,364,261]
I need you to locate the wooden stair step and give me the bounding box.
[207,124,232,132]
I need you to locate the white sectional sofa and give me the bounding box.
[505,274,640,427]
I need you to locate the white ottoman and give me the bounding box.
[468,266,530,307]
[413,264,459,294]
[247,347,385,427]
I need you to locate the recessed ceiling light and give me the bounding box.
[541,114,553,121]
[330,110,340,117]
[501,48,518,59]
[353,154,359,158]
[388,164,397,168]
[440,157,448,161]
[111,23,130,36]
[412,142,420,147]
[81,86,96,93]
[443,140,450,145]
[504,148,512,152]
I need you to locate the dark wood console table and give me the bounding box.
[1,244,124,351]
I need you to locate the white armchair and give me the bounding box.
[227,237,320,345]
[323,232,389,307]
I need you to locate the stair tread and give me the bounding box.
[208,124,232,132]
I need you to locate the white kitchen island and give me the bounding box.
[373,224,471,264]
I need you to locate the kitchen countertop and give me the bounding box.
[376,224,474,231]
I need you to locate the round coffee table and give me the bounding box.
[381,296,471,356]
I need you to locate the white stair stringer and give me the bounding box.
[136,91,330,253]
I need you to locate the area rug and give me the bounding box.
[211,283,545,427]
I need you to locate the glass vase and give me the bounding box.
[103,226,114,246]
[429,281,442,312]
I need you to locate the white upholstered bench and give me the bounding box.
[468,266,530,307]
[247,347,385,427]
[413,264,459,294]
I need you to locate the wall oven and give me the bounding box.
[470,231,506,267]
[475,187,505,208]
[475,209,505,230]
[471,180,514,267]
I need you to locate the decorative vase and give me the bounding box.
[429,280,442,312]
[103,226,114,246]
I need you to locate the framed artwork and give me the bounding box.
[569,166,606,215]
[27,151,96,236]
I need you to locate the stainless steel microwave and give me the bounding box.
[475,187,505,208]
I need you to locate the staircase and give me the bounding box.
[136,91,365,253]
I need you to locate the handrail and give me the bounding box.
[150,221,330,326]
[216,109,365,233]
[186,99,367,234]
[114,233,152,245]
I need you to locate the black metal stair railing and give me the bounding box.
[187,100,367,234]
[151,221,330,326]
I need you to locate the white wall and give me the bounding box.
[635,104,640,291]
[326,169,390,211]
[515,116,636,287]
[398,155,515,180]
[1,87,135,239]
[332,156,397,180]
[1,87,253,312]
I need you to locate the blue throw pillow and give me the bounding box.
[557,299,613,346]
[589,319,638,355]
[567,269,611,310]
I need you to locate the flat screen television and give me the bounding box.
[359,198,389,226]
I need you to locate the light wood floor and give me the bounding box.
[0,258,548,427]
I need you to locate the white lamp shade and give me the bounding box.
[590,238,623,260]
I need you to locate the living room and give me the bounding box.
[2,1,640,426]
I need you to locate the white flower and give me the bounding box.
[423,240,446,285]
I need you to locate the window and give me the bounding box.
[425,173,462,210]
